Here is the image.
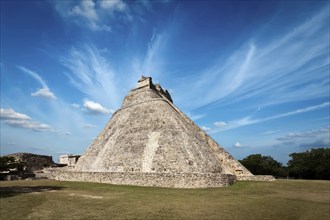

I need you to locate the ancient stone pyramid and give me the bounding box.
[54,76,256,188]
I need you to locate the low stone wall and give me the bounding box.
[237,175,275,181]
[46,169,236,188]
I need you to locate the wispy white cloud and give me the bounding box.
[18,66,57,100]
[83,124,95,129]
[32,99,96,138]
[233,142,247,148]
[214,121,227,128]
[177,7,329,110]
[277,127,330,141]
[0,108,31,120]
[256,102,330,124]
[186,112,205,121]
[211,102,330,133]
[201,126,211,131]
[62,44,120,108]
[4,120,51,132]
[70,0,98,21]
[261,130,281,135]
[31,88,57,100]
[143,31,166,75]
[83,99,113,115]
[100,0,126,11]
[272,127,330,152]
[0,108,51,132]
[133,30,169,78]
[18,66,48,88]
[54,0,128,32]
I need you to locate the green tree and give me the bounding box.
[239,154,287,177]
[0,156,25,171]
[288,148,330,180]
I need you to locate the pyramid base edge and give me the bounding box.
[40,169,237,188]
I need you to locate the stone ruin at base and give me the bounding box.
[58,154,81,167]
[46,76,274,188]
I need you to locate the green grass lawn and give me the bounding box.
[1,179,329,219]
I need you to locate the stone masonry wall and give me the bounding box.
[47,169,236,188]
[237,175,275,181]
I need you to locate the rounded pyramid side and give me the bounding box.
[158,92,253,176]
[74,77,253,177]
[74,88,224,173]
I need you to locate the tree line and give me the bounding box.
[0,156,26,171]
[239,148,330,180]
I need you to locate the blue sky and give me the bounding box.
[1,0,329,164]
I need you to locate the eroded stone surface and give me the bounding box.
[46,169,236,188]
[50,76,265,188]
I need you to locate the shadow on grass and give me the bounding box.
[0,185,65,198]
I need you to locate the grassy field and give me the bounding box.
[0,179,329,220]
